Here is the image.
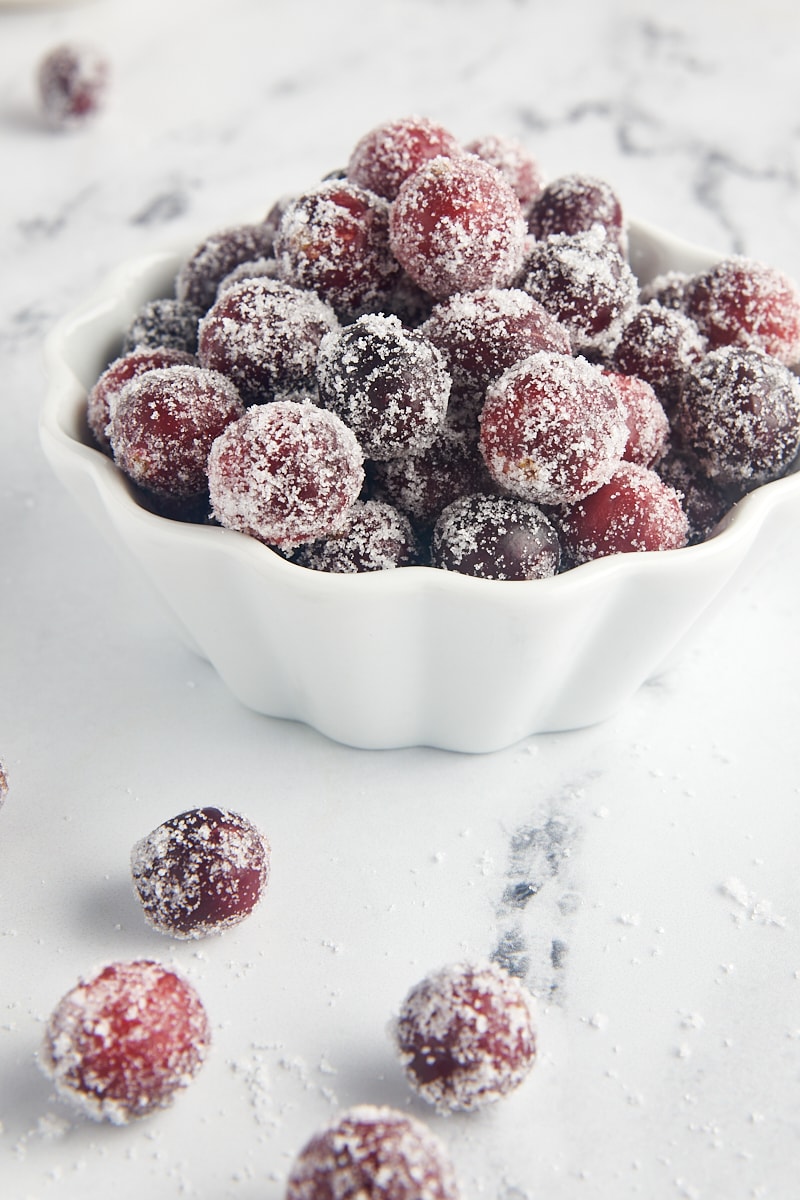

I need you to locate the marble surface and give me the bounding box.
[2,1,800,1197]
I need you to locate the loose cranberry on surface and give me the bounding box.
[684,256,800,366]
[528,172,626,251]
[602,370,670,468]
[558,462,689,564]
[464,133,544,208]
[347,115,462,200]
[0,760,7,806]
[315,314,450,460]
[108,365,244,499]
[393,960,537,1113]
[38,43,109,129]
[87,346,197,451]
[432,493,561,581]
[176,223,277,312]
[479,351,628,506]
[131,807,270,939]
[293,499,418,573]
[40,960,210,1124]
[285,1105,460,1200]
[389,155,527,300]
[274,180,401,318]
[207,400,364,549]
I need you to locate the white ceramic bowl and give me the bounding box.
[40,219,800,753]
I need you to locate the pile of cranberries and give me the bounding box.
[86,115,800,580]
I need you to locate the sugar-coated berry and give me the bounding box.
[421,287,570,393]
[40,960,210,1124]
[208,401,364,548]
[315,314,450,460]
[108,365,244,498]
[528,172,625,251]
[672,345,800,487]
[274,180,400,317]
[479,352,628,506]
[389,156,527,300]
[38,43,109,129]
[0,759,8,806]
[176,223,277,312]
[293,499,418,573]
[121,298,203,356]
[602,370,670,468]
[656,450,731,544]
[639,270,692,311]
[684,256,800,366]
[464,133,544,207]
[521,226,638,356]
[612,300,706,411]
[433,494,560,581]
[197,278,338,405]
[87,346,197,450]
[131,807,270,939]
[558,463,689,563]
[347,115,462,201]
[393,960,537,1113]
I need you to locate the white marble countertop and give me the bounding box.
[2,1,800,1197]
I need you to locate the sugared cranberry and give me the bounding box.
[315,314,450,460]
[558,463,689,563]
[207,401,364,548]
[684,256,800,365]
[656,450,732,544]
[121,298,203,356]
[639,270,692,310]
[521,226,638,356]
[87,346,197,450]
[40,960,210,1124]
[347,115,462,201]
[197,278,338,405]
[274,180,401,317]
[479,352,627,505]
[612,300,706,411]
[464,133,544,208]
[672,346,800,487]
[176,223,277,312]
[602,370,670,468]
[421,287,571,393]
[108,365,244,498]
[38,43,109,129]
[293,499,418,573]
[433,494,560,581]
[393,960,537,1113]
[131,807,270,939]
[285,1105,460,1200]
[389,156,527,300]
[528,172,625,251]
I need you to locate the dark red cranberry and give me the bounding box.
[315,314,450,460]
[389,156,527,299]
[602,370,670,468]
[274,180,401,317]
[347,115,461,200]
[684,256,800,365]
[207,401,364,549]
[393,961,537,1112]
[87,346,197,451]
[464,133,544,208]
[558,463,689,563]
[639,270,692,310]
[293,500,418,573]
[131,807,270,938]
[528,172,625,251]
[40,961,210,1123]
[655,450,732,544]
[479,352,627,506]
[38,43,109,129]
[285,1106,460,1200]
[121,298,203,356]
[108,365,244,498]
[433,494,560,581]
[176,223,277,312]
[612,300,706,411]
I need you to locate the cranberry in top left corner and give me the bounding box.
[37,43,110,130]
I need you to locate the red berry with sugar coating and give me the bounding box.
[38,43,109,129]
[479,352,627,506]
[131,807,270,939]
[558,463,689,563]
[40,960,210,1124]
[393,960,537,1113]
[347,115,462,201]
[208,400,364,548]
[464,133,544,207]
[109,365,244,498]
[433,493,561,581]
[421,287,570,393]
[274,180,401,317]
[286,1105,460,1200]
[293,499,418,573]
[684,256,800,365]
[612,300,706,411]
[389,155,527,300]
[529,172,625,251]
[176,223,277,312]
[87,346,197,450]
[602,370,670,468]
